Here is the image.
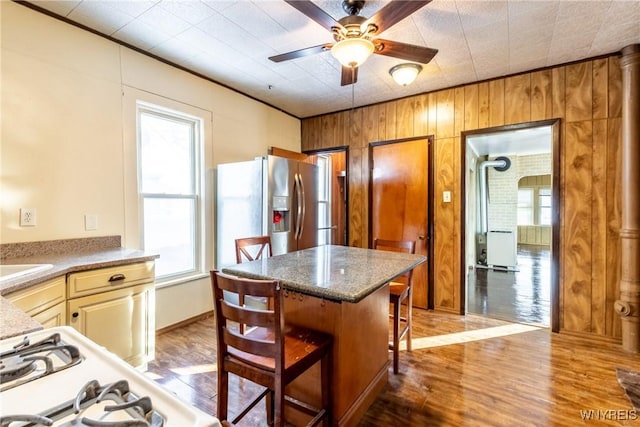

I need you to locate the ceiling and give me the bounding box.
[467,126,551,157]
[24,0,640,119]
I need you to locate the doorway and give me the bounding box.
[369,136,434,309]
[304,147,349,246]
[461,120,560,331]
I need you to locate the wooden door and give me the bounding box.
[370,138,431,308]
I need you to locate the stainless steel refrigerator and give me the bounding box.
[216,155,319,267]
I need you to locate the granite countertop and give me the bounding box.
[221,244,426,303]
[0,236,159,339]
[0,247,159,295]
[1,298,43,339]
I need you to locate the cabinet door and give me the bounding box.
[33,302,67,328]
[67,283,155,367]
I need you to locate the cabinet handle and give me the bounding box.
[72,312,79,318]
[108,273,126,282]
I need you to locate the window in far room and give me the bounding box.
[137,104,203,281]
[517,188,534,225]
[539,188,552,225]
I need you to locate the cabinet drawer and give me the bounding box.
[68,262,154,298]
[6,276,66,316]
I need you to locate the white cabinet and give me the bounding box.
[6,276,67,327]
[67,262,155,367]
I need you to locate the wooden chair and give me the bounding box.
[235,235,272,264]
[234,236,273,333]
[211,270,333,427]
[373,238,416,374]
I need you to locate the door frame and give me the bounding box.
[303,146,350,246]
[460,119,561,332]
[368,136,435,309]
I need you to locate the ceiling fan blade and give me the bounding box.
[373,39,438,64]
[365,0,432,35]
[284,0,341,31]
[341,66,358,86]
[269,43,333,63]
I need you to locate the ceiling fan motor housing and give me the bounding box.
[342,0,366,16]
[333,15,376,41]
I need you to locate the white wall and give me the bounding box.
[0,2,301,329]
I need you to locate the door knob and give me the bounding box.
[418,235,426,240]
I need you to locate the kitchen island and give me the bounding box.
[222,244,426,427]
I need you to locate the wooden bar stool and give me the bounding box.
[234,236,273,333]
[235,235,272,264]
[373,238,416,374]
[211,270,333,427]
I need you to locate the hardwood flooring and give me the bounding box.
[145,310,639,426]
[467,244,551,327]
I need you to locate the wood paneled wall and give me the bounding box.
[301,55,623,340]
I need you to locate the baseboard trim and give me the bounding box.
[156,311,214,335]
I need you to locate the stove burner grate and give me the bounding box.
[0,333,82,391]
[0,379,165,427]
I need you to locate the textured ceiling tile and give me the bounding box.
[158,0,218,26]
[23,0,640,118]
[68,2,135,35]
[113,20,172,51]
[136,5,191,37]
[456,0,509,31]
[29,0,82,17]
[98,0,157,19]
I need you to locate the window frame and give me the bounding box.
[538,187,552,226]
[136,102,205,284]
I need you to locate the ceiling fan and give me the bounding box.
[269,0,438,86]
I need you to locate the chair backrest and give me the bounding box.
[235,236,272,264]
[373,238,416,285]
[211,270,284,369]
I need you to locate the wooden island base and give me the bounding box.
[284,285,390,426]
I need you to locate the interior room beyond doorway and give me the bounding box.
[463,123,557,328]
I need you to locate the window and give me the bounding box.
[316,155,331,246]
[539,188,552,225]
[517,189,534,225]
[138,104,202,281]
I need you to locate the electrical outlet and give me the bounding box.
[84,214,98,231]
[20,208,37,226]
[443,191,452,203]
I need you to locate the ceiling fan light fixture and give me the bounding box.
[331,38,374,68]
[389,63,423,86]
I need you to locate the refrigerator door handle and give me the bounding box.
[298,172,307,239]
[294,173,303,240]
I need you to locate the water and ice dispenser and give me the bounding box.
[272,196,289,233]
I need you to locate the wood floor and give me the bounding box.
[145,310,639,426]
[467,245,551,327]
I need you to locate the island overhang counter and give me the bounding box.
[221,245,426,427]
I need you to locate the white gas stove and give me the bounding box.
[0,326,221,427]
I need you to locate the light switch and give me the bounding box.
[443,191,452,203]
[85,214,98,231]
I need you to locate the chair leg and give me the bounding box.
[274,380,285,427]
[320,350,332,426]
[217,369,229,422]
[406,288,413,352]
[265,390,274,426]
[392,298,401,375]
